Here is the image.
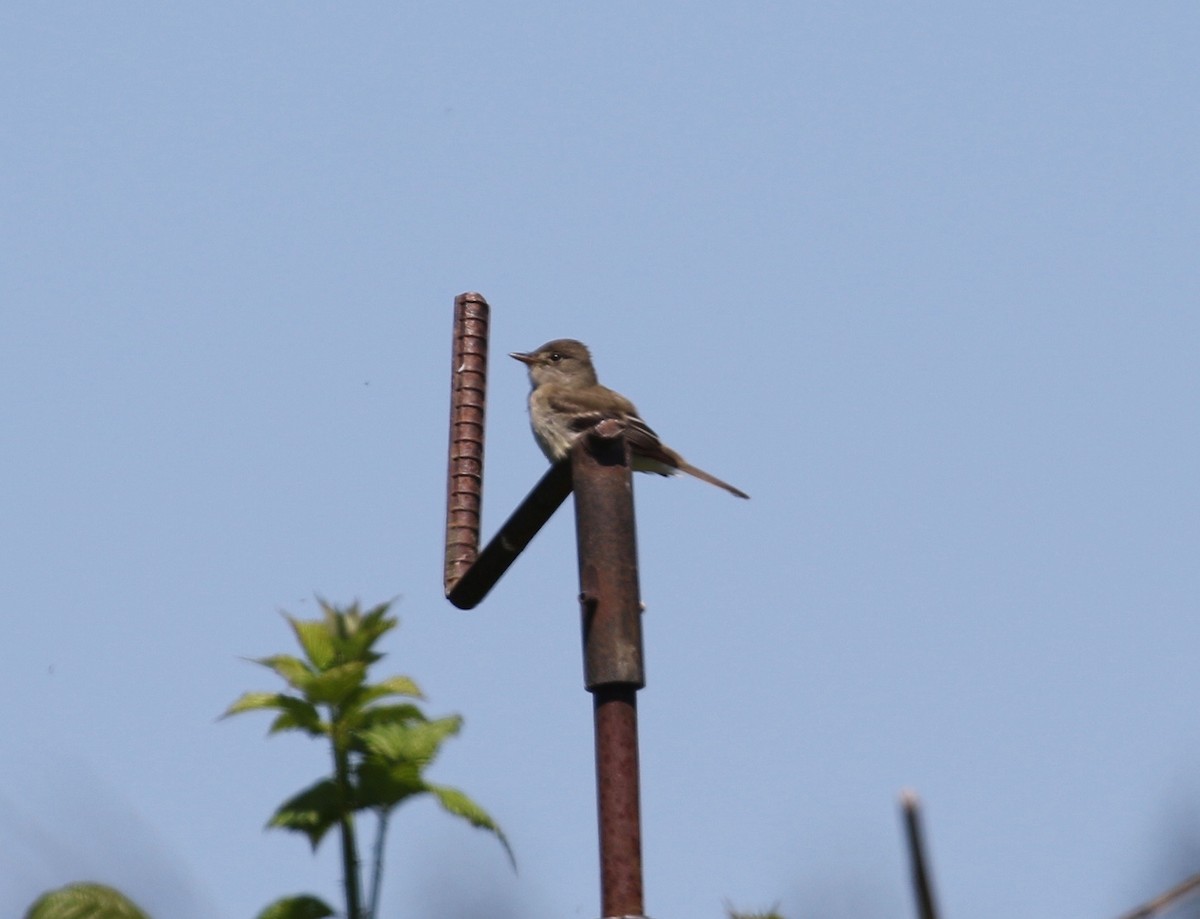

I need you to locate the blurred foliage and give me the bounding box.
[24,882,150,919]
[224,598,512,919]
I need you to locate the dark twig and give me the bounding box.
[900,789,941,919]
[1115,873,1200,919]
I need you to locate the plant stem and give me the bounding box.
[366,809,391,919]
[333,741,362,919]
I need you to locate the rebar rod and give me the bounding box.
[444,292,490,594]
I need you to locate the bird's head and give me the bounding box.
[510,339,598,388]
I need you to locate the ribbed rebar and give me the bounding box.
[444,292,490,594]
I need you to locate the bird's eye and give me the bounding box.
[548,352,562,362]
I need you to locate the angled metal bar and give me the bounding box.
[447,458,572,609]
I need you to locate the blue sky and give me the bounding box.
[3,5,1198,918]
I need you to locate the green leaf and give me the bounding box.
[254,894,335,919]
[357,599,398,640]
[24,882,151,919]
[356,703,428,731]
[359,716,462,768]
[428,783,516,870]
[288,616,337,671]
[355,759,428,810]
[319,597,351,632]
[357,674,424,704]
[255,654,315,691]
[268,778,343,850]
[220,691,291,719]
[304,661,367,706]
[221,692,323,735]
[322,598,396,663]
[267,697,325,736]
[726,908,787,919]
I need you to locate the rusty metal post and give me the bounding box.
[572,422,647,919]
[444,293,489,591]
[442,294,650,917]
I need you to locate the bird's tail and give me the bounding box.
[674,460,750,499]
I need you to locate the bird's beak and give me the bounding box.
[509,351,537,365]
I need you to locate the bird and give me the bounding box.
[510,338,749,499]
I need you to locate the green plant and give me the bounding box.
[224,599,513,919]
[23,882,151,919]
[726,903,787,919]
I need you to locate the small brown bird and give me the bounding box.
[510,339,749,499]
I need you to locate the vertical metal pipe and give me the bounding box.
[572,424,645,690]
[572,427,646,918]
[592,685,644,918]
[444,292,490,594]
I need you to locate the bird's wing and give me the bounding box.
[542,385,668,453]
[546,383,749,497]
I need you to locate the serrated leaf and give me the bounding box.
[268,778,343,850]
[357,674,424,704]
[288,616,337,671]
[318,597,348,631]
[255,654,315,691]
[222,692,324,736]
[428,783,516,870]
[342,705,426,751]
[355,759,428,809]
[358,600,397,640]
[359,715,461,766]
[304,661,367,706]
[267,697,324,736]
[221,691,290,719]
[254,894,335,919]
[324,598,396,663]
[356,703,427,731]
[25,882,151,919]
